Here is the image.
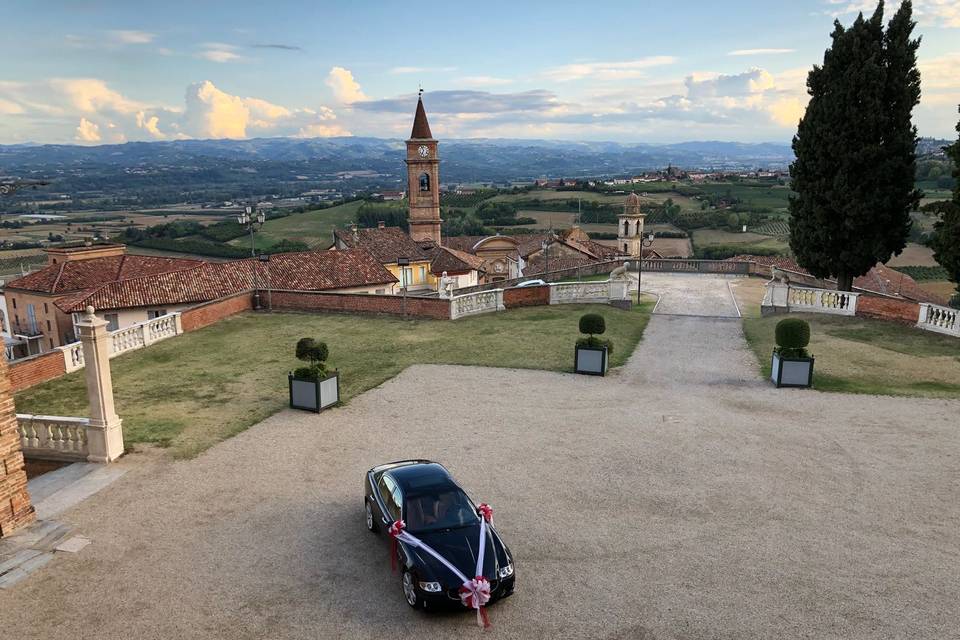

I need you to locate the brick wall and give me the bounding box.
[269,290,451,320]
[180,292,253,332]
[503,285,550,308]
[856,295,920,325]
[1,353,36,538]
[7,349,67,393]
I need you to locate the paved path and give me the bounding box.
[2,311,959,639]
[640,273,742,318]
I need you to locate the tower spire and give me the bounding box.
[410,90,432,139]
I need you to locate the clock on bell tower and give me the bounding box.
[406,92,442,244]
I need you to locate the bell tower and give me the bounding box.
[406,91,442,244]
[618,192,647,256]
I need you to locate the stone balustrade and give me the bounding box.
[781,285,859,316]
[57,312,183,373]
[16,414,91,462]
[549,281,611,305]
[917,302,960,337]
[450,289,505,320]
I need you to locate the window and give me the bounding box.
[49,338,54,349]
[11,298,16,309]
[418,266,426,282]
[378,475,401,521]
[46,320,51,331]
[104,313,119,331]
[375,289,385,295]
[44,302,49,314]
[147,309,167,320]
[419,172,430,192]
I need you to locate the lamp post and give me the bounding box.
[637,233,655,305]
[397,256,410,316]
[258,253,272,311]
[541,239,549,280]
[238,205,266,309]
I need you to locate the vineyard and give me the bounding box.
[752,220,791,238]
[894,265,949,281]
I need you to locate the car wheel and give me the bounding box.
[365,499,377,533]
[401,568,423,609]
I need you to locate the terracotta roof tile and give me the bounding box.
[55,249,397,313]
[334,226,432,264]
[428,246,485,275]
[410,96,433,139]
[5,254,202,294]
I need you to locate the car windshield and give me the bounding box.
[404,489,479,532]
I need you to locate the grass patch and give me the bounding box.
[16,303,652,458]
[229,201,363,250]
[742,313,960,398]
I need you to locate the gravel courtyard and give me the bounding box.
[2,290,959,639]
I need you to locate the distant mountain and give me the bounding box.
[0,136,795,207]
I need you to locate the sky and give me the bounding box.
[1,0,958,146]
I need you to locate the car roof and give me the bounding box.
[388,462,457,494]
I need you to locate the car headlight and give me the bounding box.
[498,563,514,578]
[419,581,442,592]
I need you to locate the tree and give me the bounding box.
[789,1,921,291]
[930,106,960,305]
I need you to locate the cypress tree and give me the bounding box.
[789,1,921,291]
[930,106,960,305]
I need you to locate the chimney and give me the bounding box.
[377,220,386,230]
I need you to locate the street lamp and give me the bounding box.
[237,205,266,257]
[541,238,549,278]
[258,253,272,311]
[238,205,266,309]
[637,233,655,305]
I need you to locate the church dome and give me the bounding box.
[625,192,641,205]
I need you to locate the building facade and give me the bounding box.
[618,193,648,257]
[406,93,442,244]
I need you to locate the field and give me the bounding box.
[885,242,940,267]
[14,303,652,458]
[228,200,363,250]
[742,314,960,398]
[696,182,792,212]
[691,228,790,253]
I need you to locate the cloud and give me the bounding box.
[75,117,101,142]
[0,78,349,143]
[326,67,368,103]
[543,56,677,82]
[354,89,564,115]
[824,0,960,28]
[250,43,302,50]
[198,48,243,63]
[728,48,796,56]
[684,68,776,99]
[109,30,156,44]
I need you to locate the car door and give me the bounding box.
[374,474,401,531]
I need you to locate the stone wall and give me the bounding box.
[503,285,550,308]
[180,292,254,332]
[268,290,451,320]
[7,350,67,393]
[855,295,920,325]
[0,353,36,537]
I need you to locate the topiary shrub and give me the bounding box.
[578,313,613,353]
[579,313,606,336]
[294,337,329,379]
[774,318,810,358]
[950,292,960,310]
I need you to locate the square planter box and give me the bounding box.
[289,371,340,412]
[575,345,608,376]
[770,352,814,388]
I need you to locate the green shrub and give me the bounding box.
[295,338,329,378]
[950,292,960,310]
[774,318,811,358]
[579,313,606,336]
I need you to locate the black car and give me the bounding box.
[364,460,516,610]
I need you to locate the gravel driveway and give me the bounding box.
[2,312,958,639]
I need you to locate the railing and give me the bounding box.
[917,302,960,337]
[57,312,183,373]
[450,289,504,320]
[639,259,751,275]
[16,414,91,461]
[786,285,859,316]
[549,281,611,305]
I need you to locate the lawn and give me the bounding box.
[15,303,652,458]
[742,314,960,398]
[228,200,363,250]
[691,228,790,254]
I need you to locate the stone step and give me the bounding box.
[26,462,99,504]
[32,465,127,520]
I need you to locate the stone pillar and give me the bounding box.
[76,306,124,463]
[0,352,36,538]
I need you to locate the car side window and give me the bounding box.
[378,475,401,521]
